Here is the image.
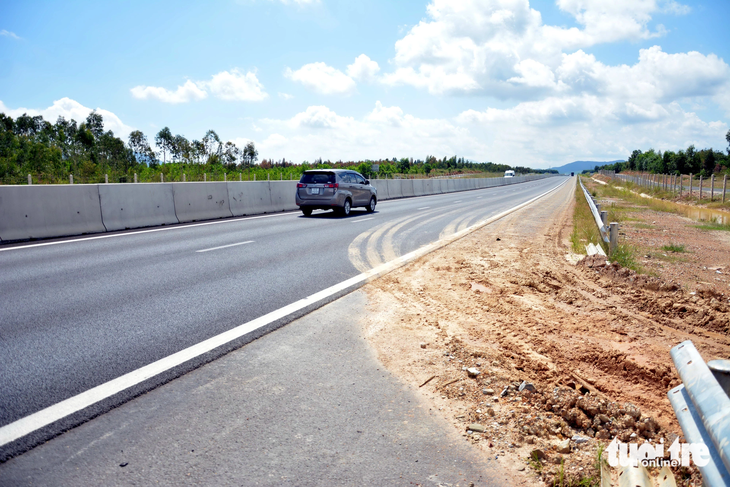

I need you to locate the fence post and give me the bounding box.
[134,173,138,183]
[689,174,693,197]
[224,173,227,182]
[204,173,207,182]
[70,174,73,184]
[253,174,256,181]
[239,173,242,182]
[699,175,703,200]
[161,173,164,183]
[183,173,186,182]
[723,175,727,203]
[609,222,618,256]
[105,174,108,184]
[27,174,32,185]
[711,174,715,201]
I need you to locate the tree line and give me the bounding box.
[0,111,555,184]
[595,131,730,176]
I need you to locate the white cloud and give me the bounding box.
[0,97,134,139]
[288,105,353,129]
[0,29,21,40]
[382,0,696,97]
[276,0,320,5]
[278,92,294,100]
[346,55,380,82]
[205,69,267,101]
[131,70,267,103]
[285,62,357,95]
[131,80,208,104]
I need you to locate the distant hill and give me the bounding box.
[548,160,624,174]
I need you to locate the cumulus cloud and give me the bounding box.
[285,62,357,95]
[0,97,134,138]
[131,70,267,103]
[131,80,208,104]
[346,55,381,82]
[278,92,294,100]
[381,0,697,97]
[205,69,267,101]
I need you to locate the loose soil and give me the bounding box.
[359,180,730,487]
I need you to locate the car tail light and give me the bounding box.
[325,183,339,189]
[297,183,306,188]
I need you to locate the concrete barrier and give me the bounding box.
[227,181,274,216]
[386,179,403,199]
[422,179,434,195]
[0,185,106,241]
[172,182,233,223]
[99,183,178,231]
[268,181,298,212]
[412,179,427,197]
[370,179,389,200]
[401,179,415,198]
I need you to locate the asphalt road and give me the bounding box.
[0,177,567,453]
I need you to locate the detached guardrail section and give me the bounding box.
[0,174,560,242]
[578,177,618,255]
[668,340,730,487]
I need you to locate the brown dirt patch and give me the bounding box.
[360,182,730,486]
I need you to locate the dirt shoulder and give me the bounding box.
[359,180,730,486]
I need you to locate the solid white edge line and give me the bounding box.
[0,177,569,448]
[417,207,430,210]
[350,218,374,224]
[0,213,294,253]
[196,241,255,253]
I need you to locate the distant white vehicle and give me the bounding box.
[504,170,515,178]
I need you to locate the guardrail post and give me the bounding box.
[600,210,608,226]
[609,222,618,256]
[711,174,715,201]
[27,174,32,185]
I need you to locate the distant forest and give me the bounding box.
[0,111,556,184]
[595,131,730,176]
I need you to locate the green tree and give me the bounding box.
[128,130,155,164]
[703,149,716,176]
[242,141,258,167]
[155,127,173,163]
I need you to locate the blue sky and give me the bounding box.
[1,0,728,168]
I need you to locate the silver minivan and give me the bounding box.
[296,169,377,216]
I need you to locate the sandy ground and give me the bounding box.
[359,180,730,486]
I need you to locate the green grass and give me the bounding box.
[693,221,730,231]
[611,243,641,271]
[661,243,687,253]
[572,179,607,254]
[632,222,654,229]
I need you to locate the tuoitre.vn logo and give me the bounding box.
[605,438,711,468]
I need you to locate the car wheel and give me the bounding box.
[338,199,351,217]
[301,208,312,216]
[366,197,376,213]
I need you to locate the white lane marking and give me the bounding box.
[196,241,254,253]
[351,218,374,223]
[455,200,462,203]
[476,197,482,199]
[417,207,430,210]
[0,177,570,449]
[0,213,295,253]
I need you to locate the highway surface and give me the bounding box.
[0,176,567,456]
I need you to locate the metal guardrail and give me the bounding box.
[579,177,610,244]
[668,340,730,486]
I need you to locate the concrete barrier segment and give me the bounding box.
[99,183,178,231]
[0,185,107,241]
[268,181,299,212]
[226,181,275,216]
[172,182,233,223]
[401,179,415,198]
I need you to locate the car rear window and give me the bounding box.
[300,172,336,184]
